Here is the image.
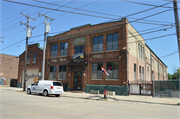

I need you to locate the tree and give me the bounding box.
[171,68,180,80]
[168,73,172,80]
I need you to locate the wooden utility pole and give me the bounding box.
[173,0,180,105]
[38,12,54,80]
[20,12,36,91]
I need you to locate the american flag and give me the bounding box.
[101,66,109,76]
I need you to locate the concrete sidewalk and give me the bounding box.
[1,85,180,106]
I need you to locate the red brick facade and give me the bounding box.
[44,18,167,91]
[17,43,43,87]
[0,54,19,84]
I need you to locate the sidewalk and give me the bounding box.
[1,85,179,106]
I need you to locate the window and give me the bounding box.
[27,54,30,63]
[106,62,119,79]
[93,36,103,52]
[140,45,142,59]
[134,64,136,80]
[158,72,160,80]
[49,66,56,79]
[107,33,118,51]
[152,71,154,80]
[139,66,141,80]
[59,65,66,79]
[142,67,144,80]
[148,66,149,77]
[33,54,36,62]
[138,43,140,58]
[142,47,144,60]
[51,44,58,57]
[92,62,103,79]
[60,42,68,56]
[75,45,84,54]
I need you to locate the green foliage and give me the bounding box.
[168,68,180,80]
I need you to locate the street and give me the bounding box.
[0,88,180,119]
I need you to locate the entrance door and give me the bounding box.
[74,71,82,90]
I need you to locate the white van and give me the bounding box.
[26,80,64,97]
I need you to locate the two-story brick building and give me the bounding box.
[17,43,43,88]
[44,18,167,95]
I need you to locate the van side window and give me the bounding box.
[33,81,39,86]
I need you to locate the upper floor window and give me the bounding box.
[75,45,84,54]
[33,53,36,62]
[107,33,118,51]
[51,44,58,57]
[27,54,30,63]
[93,36,103,52]
[60,42,68,56]
[138,43,144,60]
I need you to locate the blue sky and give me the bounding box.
[0,0,179,74]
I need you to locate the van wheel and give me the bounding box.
[27,89,31,94]
[43,90,48,96]
[55,94,60,97]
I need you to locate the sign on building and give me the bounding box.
[73,37,86,46]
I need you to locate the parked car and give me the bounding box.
[26,80,64,97]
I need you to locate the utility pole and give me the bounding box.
[20,12,36,91]
[38,12,54,80]
[173,0,180,105]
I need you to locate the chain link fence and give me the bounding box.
[153,80,180,98]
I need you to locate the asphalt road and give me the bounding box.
[0,88,180,119]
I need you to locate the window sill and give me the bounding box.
[58,79,66,80]
[105,79,119,81]
[105,50,119,52]
[50,57,58,59]
[91,79,103,80]
[59,56,67,58]
[27,62,30,64]
[91,51,104,54]
[32,62,36,63]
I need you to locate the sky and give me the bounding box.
[0,0,179,74]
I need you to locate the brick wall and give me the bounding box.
[0,54,19,82]
[17,43,43,84]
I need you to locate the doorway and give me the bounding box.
[74,71,82,90]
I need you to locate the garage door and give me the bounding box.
[21,69,39,88]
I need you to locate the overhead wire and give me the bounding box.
[2,0,77,37]
[125,2,170,17]
[120,0,176,9]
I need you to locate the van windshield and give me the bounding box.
[53,82,62,86]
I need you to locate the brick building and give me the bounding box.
[44,18,167,95]
[0,53,19,85]
[17,43,43,88]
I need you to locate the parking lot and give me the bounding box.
[0,88,180,119]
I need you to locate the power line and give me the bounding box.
[125,3,170,17]
[0,0,62,32]
[130,9,172,23]
[3,0,118,20]
[160,51,178,58]
[33,0,174,25]
[121,0,177,9]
